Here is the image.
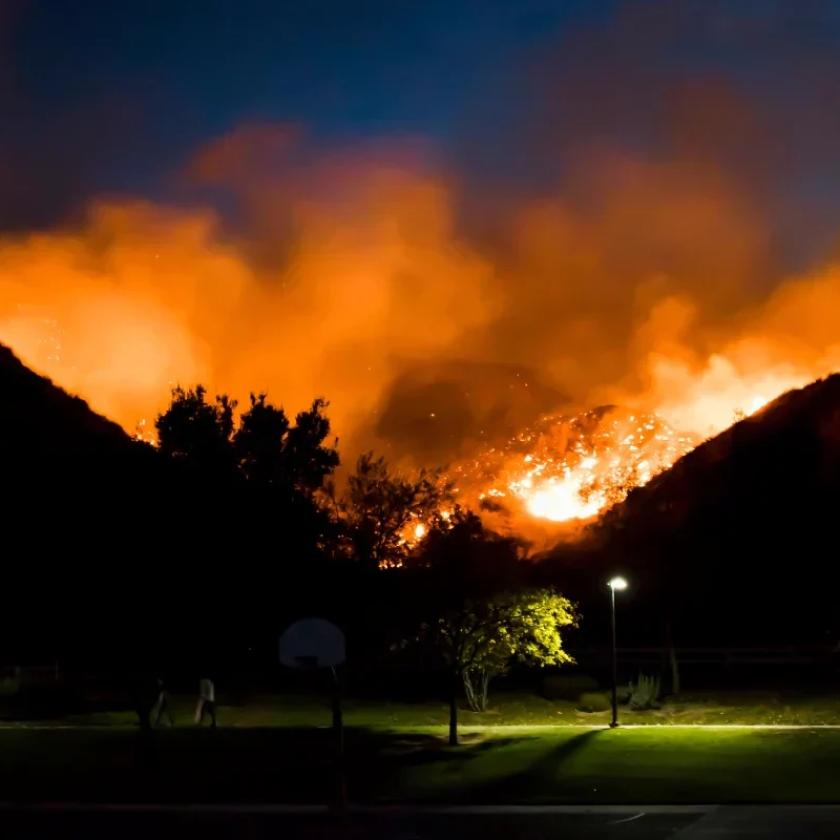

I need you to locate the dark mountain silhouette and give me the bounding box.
[0,343,154,481]
[0,344,254,670]
[0,345,170,660]
[4,340,838,658]
[0,344,340,669]
[541,373,840,646]
[604,374,840,537]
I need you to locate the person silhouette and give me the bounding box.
[152,676,174,727]
[195,677,217,727]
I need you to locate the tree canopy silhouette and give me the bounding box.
[155,385,237,480]
[341,452,451,569]
[156,387,338,496]
[233,394,339,494]
[152,386,342,632]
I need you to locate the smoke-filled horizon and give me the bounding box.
[2,1,840,469]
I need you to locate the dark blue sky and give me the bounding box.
[0,0,613,223]
[14,0,609,133]
[4,0,840,267]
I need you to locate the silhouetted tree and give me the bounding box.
[342,453,450,569]
[233,393,290,486]
[233,394,338,493]
[282,398,340,493]
[153,386,342,641]
[155,385,237,479]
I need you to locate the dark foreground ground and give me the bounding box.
[0,805,712,839]
[5,805,840,839]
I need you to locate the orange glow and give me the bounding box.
[449,407,698,531]
[0,125,838,541]
[524,475,605,523]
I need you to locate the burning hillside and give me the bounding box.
[4,2,840,551]
[452,405,696,525]
[434,405,692,545]
[438,387,795,544]
[572,373,840,645]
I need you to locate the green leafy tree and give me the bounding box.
[407,509,526,743]
[453,588,577,713]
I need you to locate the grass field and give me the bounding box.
[2,724,840,804]
[43,688,840,729]
[3,691,840,804]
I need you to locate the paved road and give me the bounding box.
[673,805,840,838]
[0,806,696,839]
[4,804,840,838]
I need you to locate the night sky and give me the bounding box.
[4,0,840,265]
[0,0,609,226]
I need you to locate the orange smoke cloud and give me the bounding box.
[610,264,840,435]
[0,121,838,474]
[0,133,499,454]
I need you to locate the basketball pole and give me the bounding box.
[331,665,347,811]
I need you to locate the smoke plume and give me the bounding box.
[2,1,840,469]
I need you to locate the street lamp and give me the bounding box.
[608,576,628,728]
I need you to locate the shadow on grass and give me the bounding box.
[366,733,524,767]
[0,724,608,805]
[0,725,502,804]
[348,727,608,803]
[458,728,605,802]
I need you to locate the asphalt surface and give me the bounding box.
[0,806,698,839]
[673,805,840,838]
[7,805,840,839]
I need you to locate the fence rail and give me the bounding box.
[572,646,837,667]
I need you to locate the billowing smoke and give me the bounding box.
[2,1,840,470]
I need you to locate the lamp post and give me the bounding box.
[608,576,628,728]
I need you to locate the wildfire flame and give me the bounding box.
[1,128,838,544]
[437,386,792,537]
[448,406,696,530]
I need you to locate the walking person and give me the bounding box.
[152,676,174,727]
[195,676,217,727]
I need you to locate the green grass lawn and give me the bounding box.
[378,727,840,804]
[2,725,840,804]
[38,688,840,730]
[4,690,840,804]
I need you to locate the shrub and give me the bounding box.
[543,673,599,700]
[0,672,21,698]
[628,673,661,710]
[577,691,611,712]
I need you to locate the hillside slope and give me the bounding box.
[0,344,147,476]
[542,374,840,645]
[0,345,180,660]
